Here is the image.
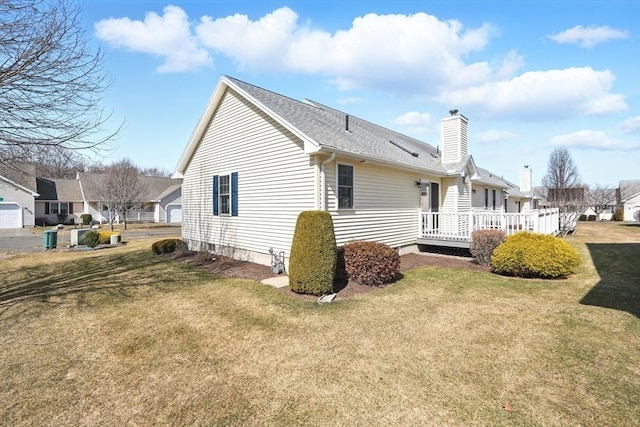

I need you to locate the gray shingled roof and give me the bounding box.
[36,178,83,201]
[225,76,447,174]
[474,167,510,189]
[77,172,181,202]
[619,180,640,201]
[0,163,37,192]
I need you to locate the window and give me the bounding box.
[337,164,354,209]
[219,175,230,215]
[46,202,71,215]
[213,172,238,216]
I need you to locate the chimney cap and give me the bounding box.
[449,109,459,116]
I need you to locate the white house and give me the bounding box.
[174,76,558,268]
[0,174,39,228]
[618,180,640,221]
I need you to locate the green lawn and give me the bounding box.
[1,222,638,426]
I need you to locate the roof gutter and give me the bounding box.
[320,152,336,211]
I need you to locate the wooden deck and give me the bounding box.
[417,208,560,248]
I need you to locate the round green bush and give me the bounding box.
[491,232,580,278]
[85,231,100,249]
[288,211,337,295]
[151,238,186,255]
[80,213,93,225]
[343,241,400,286]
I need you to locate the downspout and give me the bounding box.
[320,152,336,211]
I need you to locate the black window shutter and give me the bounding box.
[69,203,74,214]
[231,172,238,216]
[45,203,50,215]
[212,175,219,216]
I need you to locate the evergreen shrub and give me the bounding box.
[288,211,337,295]
[343,241,400,286]
[470,230,506,266]
[491,232,580,278]
[98,231,120,244]
[152,239,188,255]
[613,208,624,221]
[85,231,100,249]
[80,213,93,225]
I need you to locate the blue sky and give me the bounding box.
[83,0,639,187]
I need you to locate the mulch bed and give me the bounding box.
[166,250,490,301]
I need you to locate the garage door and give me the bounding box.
[0,203,22,228]
[166,205,182,223]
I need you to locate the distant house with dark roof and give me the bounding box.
[75,172,182,224]
[174,75,558,267]
[617,180,640,221]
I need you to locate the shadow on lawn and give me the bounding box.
[0,249,203,314]
[580,243,640,318]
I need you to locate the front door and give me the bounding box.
[421,182,440,231]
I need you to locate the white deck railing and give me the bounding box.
[124,211,155,222]
[419,208,560,241]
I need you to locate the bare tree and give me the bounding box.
[542,147,586,235]
[0,0,119,168]
[94,159,147,231]
[139,166,171,177]
[586,183,615,221]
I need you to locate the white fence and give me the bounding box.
[419,208,560,242]
[124,211,155,222]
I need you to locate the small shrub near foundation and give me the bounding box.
[343,241,400,286]
[80,214,93,225]
[470,230,506,266]
[151,238,187,255]
[491,232,580,278]
[288,211,337,296]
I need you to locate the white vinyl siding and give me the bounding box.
[182,88,316,258]
[325,158,437,248]
[0,179,35,227]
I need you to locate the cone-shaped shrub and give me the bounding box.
[491,232,580,278]
[288,211,337,295]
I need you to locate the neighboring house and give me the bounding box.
[35,178,84,226]
[617,180,640,221]
[0,174,39,228]
[76,172,182,224]
[174,75,559,267]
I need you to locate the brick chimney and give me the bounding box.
[440,110,468,164]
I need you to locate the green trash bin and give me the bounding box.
[43,230,58,250]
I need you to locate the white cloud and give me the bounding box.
[619,116,640,134]
[549,25,629,48]
[196,7,298,71]
[439,67,627,119]
[194,8,517,94]
[392,111,436,135]
[393,112,433,126]
[550,130,639,151]
[94,5,211,73]
[476,130,518,143]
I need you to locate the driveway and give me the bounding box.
[0,226,182,254]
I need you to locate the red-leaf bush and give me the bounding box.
[343,241,400,286]
[470,229,506,266]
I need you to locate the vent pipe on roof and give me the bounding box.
[345,114,350,132]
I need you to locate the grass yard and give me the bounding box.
[1,222,638,426]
